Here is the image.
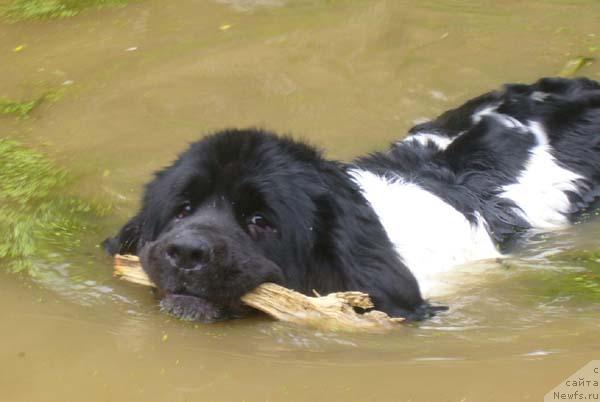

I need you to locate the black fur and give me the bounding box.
[105,130,426,321]
[105,77,600,322]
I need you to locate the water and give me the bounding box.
[1,0,600,401]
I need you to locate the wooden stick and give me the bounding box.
[114,254,404,332]
[114,254,154,286]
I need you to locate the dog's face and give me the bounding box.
[139,200,284,321]
[105,129,426,322]
[105,130,343,320]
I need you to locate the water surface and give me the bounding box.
[1,1,599,401]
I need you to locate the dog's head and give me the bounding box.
[104,129,426,321]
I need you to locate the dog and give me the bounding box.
[104,77,600,322]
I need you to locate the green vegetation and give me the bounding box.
[1,87,70,119]
[0,139,111,275]
[2,0,128,20]
[559,56,595,77]
[534,249,600,302]
[0,97,41,118]
[537,270,600,302]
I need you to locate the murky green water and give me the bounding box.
[1,1,600,401]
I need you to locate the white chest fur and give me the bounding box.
[349,169,500,297]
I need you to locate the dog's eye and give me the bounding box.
[248,214,269,228]
[175,201,193,220]
[246,213,275,237]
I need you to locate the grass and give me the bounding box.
[1,87,70,119]
[532,249,600,302]
[559,56,595,77]
[2,0,128,20]
[537,269,600,302]
[0,138,111,276]
[0,97,42,118]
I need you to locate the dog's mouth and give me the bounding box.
[159,292,227,322]
[158,290,257,322]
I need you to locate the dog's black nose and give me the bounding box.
[165,238,210,270]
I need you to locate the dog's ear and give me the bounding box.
[102,213,144,256]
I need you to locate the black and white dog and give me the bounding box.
[104,77,600,322]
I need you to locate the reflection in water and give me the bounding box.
[216,0,286,12]
[0,0,599,401]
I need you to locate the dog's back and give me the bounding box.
[352,77,600,295]
[410,77,600,230]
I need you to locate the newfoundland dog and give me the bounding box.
[104,77,600,322]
